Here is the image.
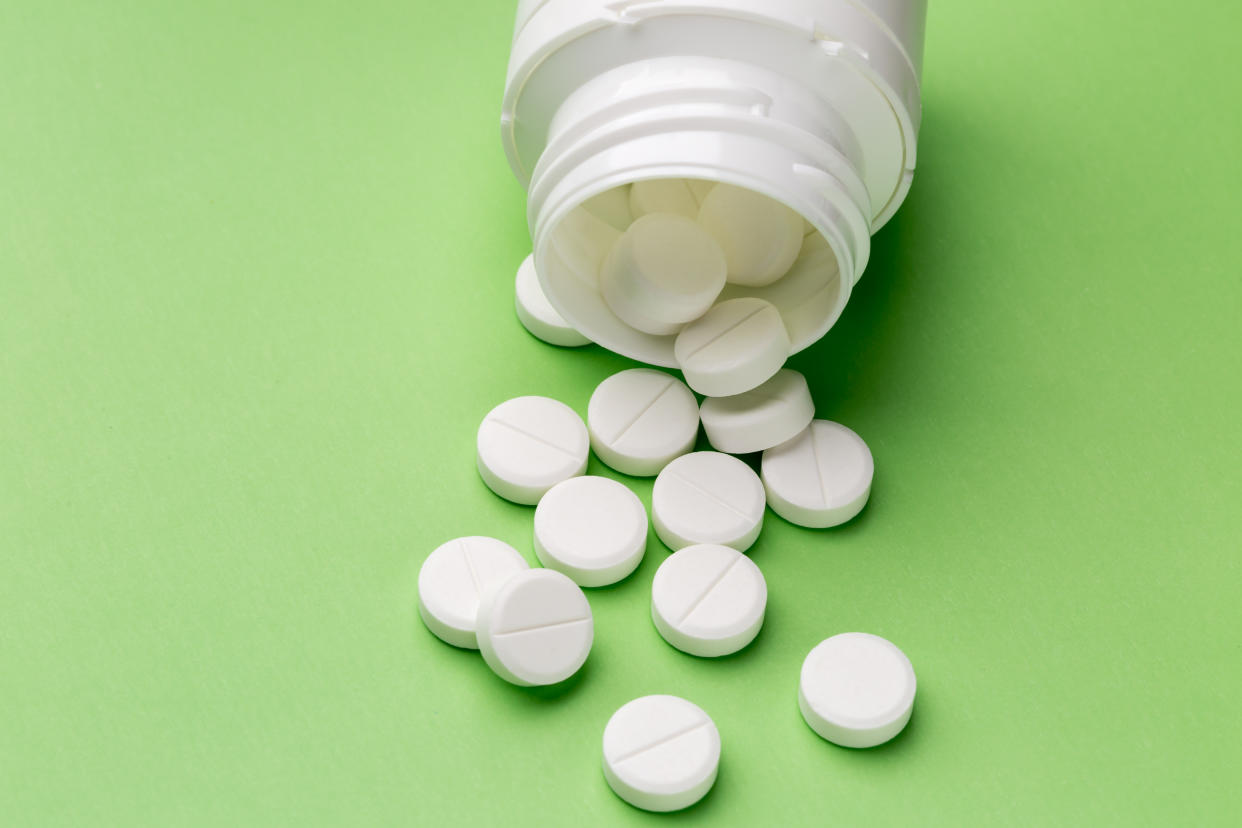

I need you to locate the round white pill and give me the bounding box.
[534,476,648,587]
[697,183,804,287]
[601,214,727,336]
[699,369,815,454]
[674,297,790,397]
[514,254,591,348]
[761,420,873,528]
[582,184,634,231]
[587,369,700,477]
[651,451,765,552]
[477,396,589,505]
[651,544,767,657]
[476,568,594,686]
[629,178,701,220]
[417,536,529,649]
[602,695,721,812]
[551,205,623,286]
[799,632,916,748]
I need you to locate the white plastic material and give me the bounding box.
[588,369,700,476]
[602,695,721,812]
[700,368,815,454]
[761,419,873,527]
[417,537,529,649]
[514,254,591,347]
[629,179,702,221]
[549,205,621,286]
[675,298,790,397]
[651,544,767,657]
[687,179,716,204]
[601,214,727,335]
[534,476,648,587]
[698,183,804,287]
[477,396,589,505]
[476,568,594,686]
[716,231,840,353]
[582,184,634,231]
[799,632,916,748]
[504,0,927,366]
[651,451,765,552]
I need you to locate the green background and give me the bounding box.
[3,1,1240,824]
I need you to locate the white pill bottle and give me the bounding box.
[502,0,927,367]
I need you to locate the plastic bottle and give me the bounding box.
[502,0,927,367]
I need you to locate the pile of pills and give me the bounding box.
[524,180,835,396]
[421,179,915,813]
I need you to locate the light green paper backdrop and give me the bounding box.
[2,1,1240,824]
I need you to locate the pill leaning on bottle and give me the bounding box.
[587,369,700,477]
[651,544,767,657]
[417,536,529,649]
[476,568,594,687]
[602,695,721,812]
[600,213,727,336]
[798,632,916,748]
[697,183,805,288]
[476,396,589,505]
[651,451,765,552]
[534,476,648,587]
[674,297,791,397]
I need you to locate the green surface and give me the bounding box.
[2,1,1240,824]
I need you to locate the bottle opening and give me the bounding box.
[536,177,847,368]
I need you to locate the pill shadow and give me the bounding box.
[568,525,668,600]
[737,501,874,578]
[414,618,480,661]
[471,657,594,710]
[645,620,773,671]
[760,493,876,540]
[843,709,920,760]
[696,607,774,667]
[513,658,592,700]
[607,757,728,820]
[411,615,593,703]
[795,697,923,763]
[413,621,490,685]
[787,109,955,419]
[790,213,917,403]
